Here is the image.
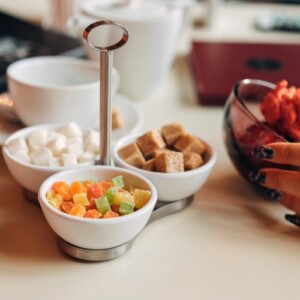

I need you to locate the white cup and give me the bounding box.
[67,0,183,99]
[7,56,120,127]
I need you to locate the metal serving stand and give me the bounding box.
[56,20,193,261]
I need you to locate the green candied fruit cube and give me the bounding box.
[111,175,124,188]
[95,196,111,215]
[119,201,135,215]
[104,187,118,205]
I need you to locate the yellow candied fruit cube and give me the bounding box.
[48,193,64,209]
[114,191,134,206]
[73,193,89,206]
[134,189,151,209]
[46,189,56,200]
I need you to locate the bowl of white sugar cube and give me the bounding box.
[2,122,100,194]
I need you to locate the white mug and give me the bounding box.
[7,56,120,127]
[67,0,183,99]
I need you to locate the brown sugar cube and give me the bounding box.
[155,151,184,173]
[143,158,156,171]
[112,107,122,129]
[137,129,166,158]
[118,143,146,168]
[153,148,171,157]
[184,152,204,171]
[161,123,185,146]
[174,134,206,155]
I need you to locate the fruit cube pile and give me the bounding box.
[46,175,151,218]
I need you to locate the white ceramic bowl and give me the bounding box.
[2,123,96,194]
[113,134,217,202]
[38,165,157,249]
[7,56,119,127]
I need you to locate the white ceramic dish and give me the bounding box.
[38,165,158,249]
[112,133,217,202]
[0,93,143,145]
[7,56,120,127]
[95,93,143,143]
[2,123,97,193]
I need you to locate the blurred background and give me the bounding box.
[0,0,298,26]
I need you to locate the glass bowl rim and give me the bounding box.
[232,78,288,142]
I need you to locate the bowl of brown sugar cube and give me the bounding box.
[113,123,217,201]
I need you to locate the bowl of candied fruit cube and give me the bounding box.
[38,165,157,249]
[112,123,217,202]
[223,78,299,194]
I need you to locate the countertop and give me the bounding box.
[1,2,300,300]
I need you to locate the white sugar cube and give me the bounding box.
[63,142,83,159]
[12,150,30,163]
[48,157,62,167]
[47,131,64,143]
[30,147,53,166]
[84,131,99,154]
[46,135,66,156]
[61,153,78,166]
[27,128,48,151]
[79,151,96,164]
[66,136,83,145]
[59,122,82,139]
[7,137,28,154]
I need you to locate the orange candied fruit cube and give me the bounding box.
[70,181,86,196]
[69,204,86,217]
[60,200,75,213]
[86,197,96,210]
[103,211,119,218]
[99,181,114,192]
[83,180,93,189]
[88,182,104,198]
[52,181,72,200]
[83,209,102,219]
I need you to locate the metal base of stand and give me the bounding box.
[59,196,194,261]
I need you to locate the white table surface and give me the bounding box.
[1,2,300,300]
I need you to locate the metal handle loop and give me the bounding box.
[82,20,129,52]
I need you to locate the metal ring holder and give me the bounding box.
[58,20,193,261]
[83,20,128,166]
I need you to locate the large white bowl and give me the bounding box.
[113,134,217,202]
[2,123,96,194]
[7,56,119,127]
[38,165,157,249]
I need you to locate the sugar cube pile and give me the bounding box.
[6,122,100,167]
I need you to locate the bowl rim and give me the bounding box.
[232,78,288,142]
[7,56,101,90]
[112,133,217,179]
[38,165,158,224]
[2,122,95,171]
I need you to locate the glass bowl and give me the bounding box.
[223,78,288,194]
